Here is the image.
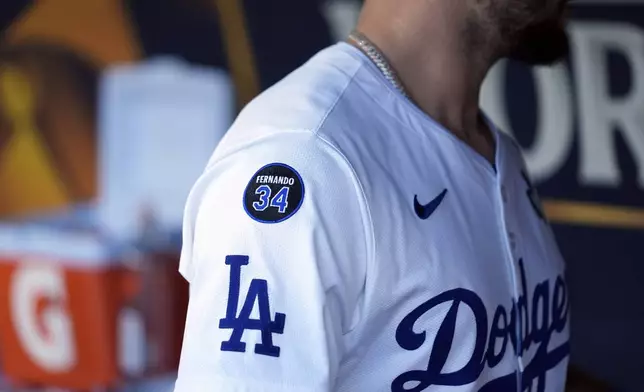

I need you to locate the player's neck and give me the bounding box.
[356,1,497,140]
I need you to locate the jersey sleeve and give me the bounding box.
[174,132,372,392]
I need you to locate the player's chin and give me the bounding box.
[507,23,570,66]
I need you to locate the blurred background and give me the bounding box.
[0,0,642,391]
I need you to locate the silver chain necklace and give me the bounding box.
[347,30,410,99]
[348,30,496,158]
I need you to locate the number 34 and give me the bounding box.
[253,185,289,213]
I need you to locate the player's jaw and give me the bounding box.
[503,0,571,65]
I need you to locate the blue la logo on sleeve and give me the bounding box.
[243,163,305,223]
[220,255,286,357]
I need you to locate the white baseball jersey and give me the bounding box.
[175,42,570,392]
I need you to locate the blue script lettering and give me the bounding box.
[392,259,569,392]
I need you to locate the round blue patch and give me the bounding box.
[243,163,305,224]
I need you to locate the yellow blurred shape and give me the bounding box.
[4,0,140,65]
[0,66,68,217]
[544,199,644,229]
[213,0,260,108]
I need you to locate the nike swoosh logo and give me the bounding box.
[414,189,448,220]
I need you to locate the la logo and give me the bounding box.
[219,255,286,357]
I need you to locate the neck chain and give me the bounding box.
[348,31,496,157]
[347,30,410,100]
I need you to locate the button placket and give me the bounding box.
[496,180,525,385]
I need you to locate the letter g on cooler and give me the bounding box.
[9,262,77,372]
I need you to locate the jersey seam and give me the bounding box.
[315,134,375,336]
[204,130,319,169]
[311,58,364,136]
[336,61,465,151]
[334,43,423,132]
[349,74,426,137]
[307,62,375,336]
[204,62,363,171]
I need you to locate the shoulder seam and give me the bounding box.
[310,63,373,331]
[205,130,316,170]
[205,64,363,171]
[311,61,363,136]
[315,133,375,335]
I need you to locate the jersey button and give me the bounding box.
[508,231,516,251]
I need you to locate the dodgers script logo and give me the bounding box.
[393,259,569,392]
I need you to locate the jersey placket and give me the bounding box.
[493,154,525,391]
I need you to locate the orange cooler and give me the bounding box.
[0,224,125,390]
